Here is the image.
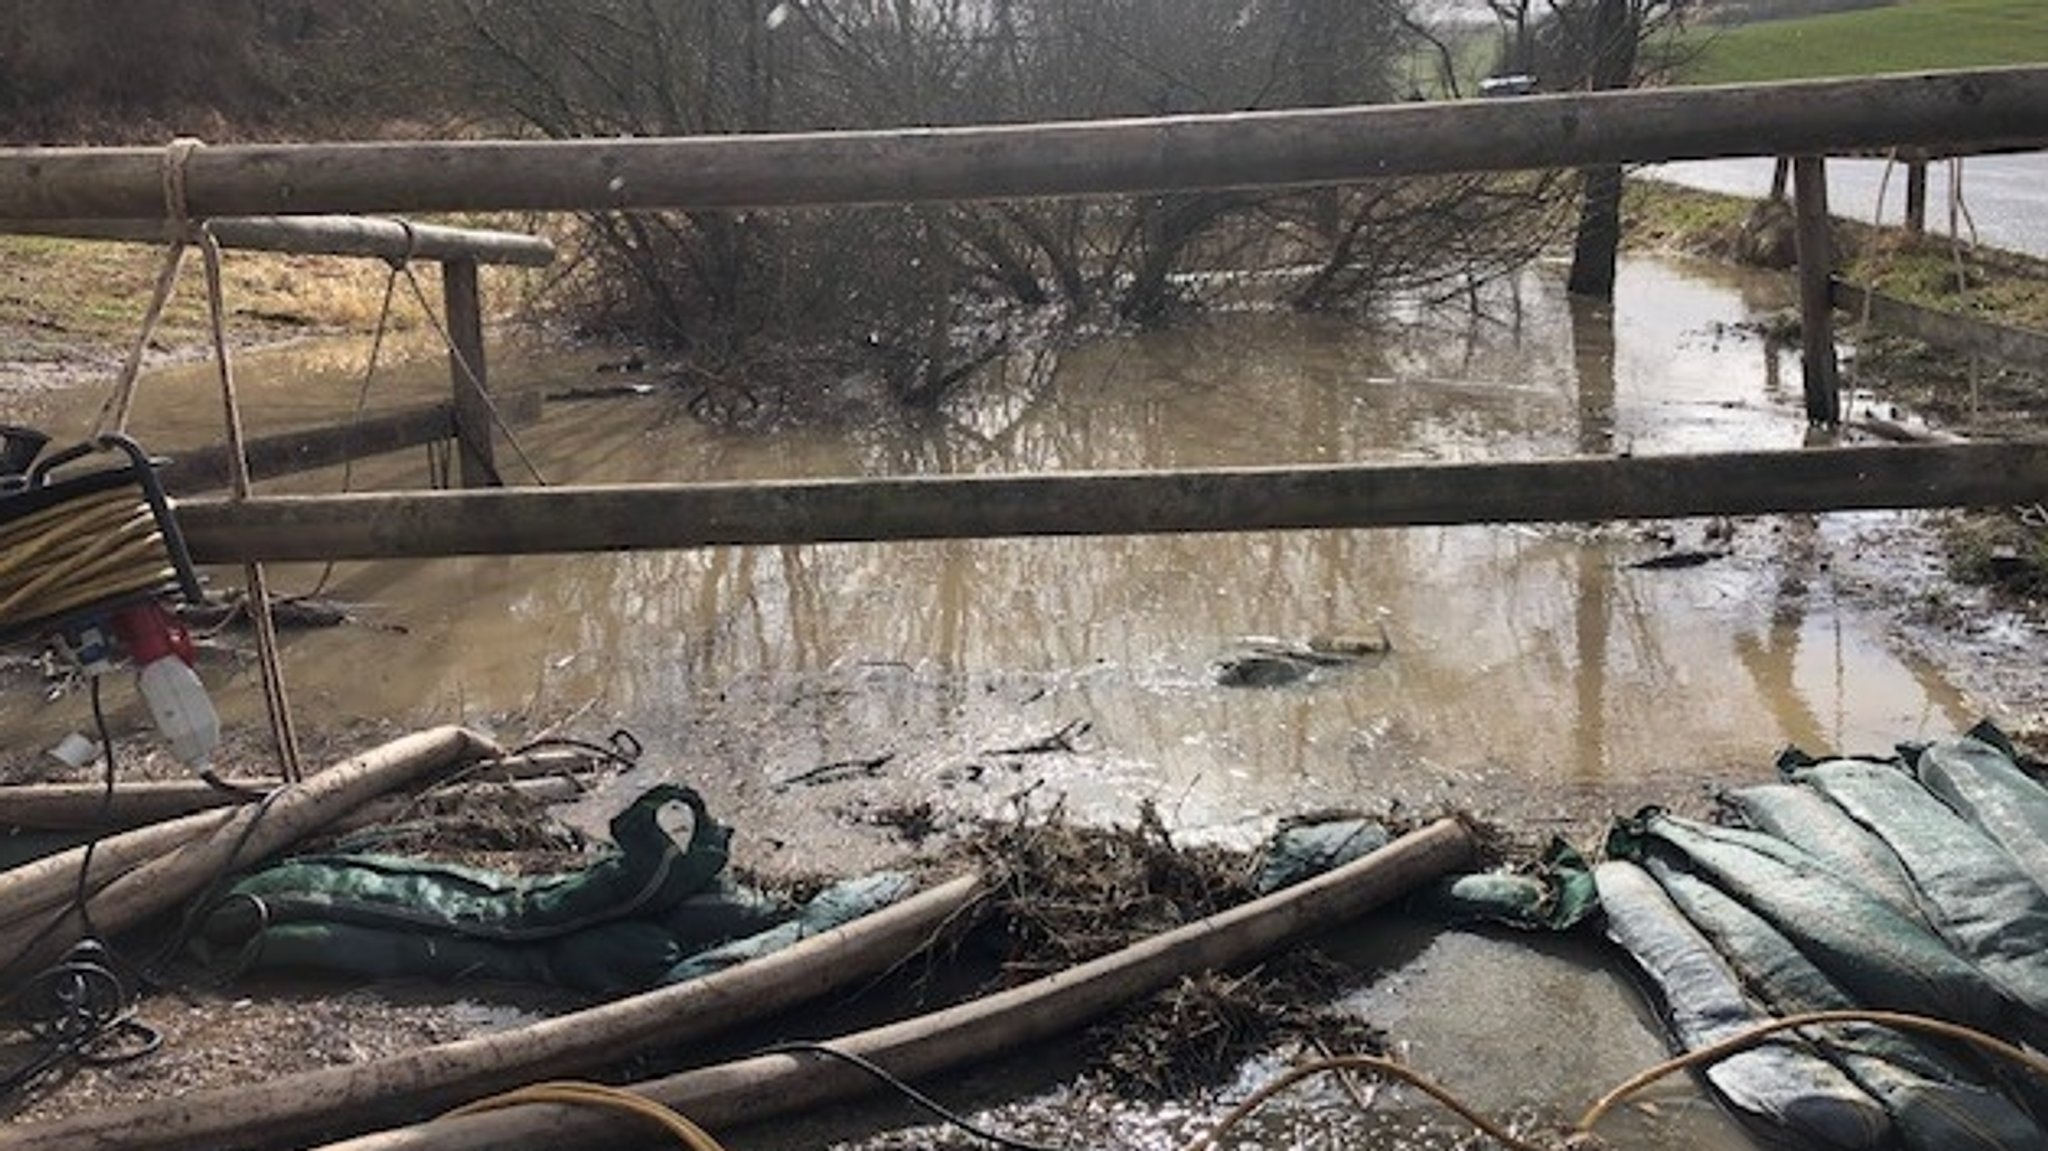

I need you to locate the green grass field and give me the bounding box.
[1682,0,2048,84]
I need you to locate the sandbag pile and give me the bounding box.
[1600,724,2048,1150]
[191,783,912,993]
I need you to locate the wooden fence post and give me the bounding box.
[1904,156,1928,236]
[1792,156,1841,426]
[440,257,501,487]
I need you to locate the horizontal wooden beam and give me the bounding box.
[2,215,554,266]
[0,755,591,833]
[156,402,456,494]
[1833,279,2048,369]
[171,443,2048,563]
[155,392,545,495]
[4,69,2046,219]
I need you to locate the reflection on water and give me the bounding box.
[8,255,1975,1151]
[4,258,1971,825]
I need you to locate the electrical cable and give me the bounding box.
[757,1042,1074,1151]
[0,678,163,1104]
[504,730,645,772]
[444,1080,730,1151]
[1175,1052,1548,1151]
[74,678,117,941]
[1575,1008,2048,1134]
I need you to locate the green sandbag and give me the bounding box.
[1912,725,2048,899]
[656,880,793,954]
[1791,759,2048,1029]
[1607,810,2034,1048]
[192,785,779,992]
[665,872,914,984]
[1414,839,1598,930]
[1646,858,2044,1150]
[1725,782,1922,918]
[238,918,685,994]
[1252,819,1390,895]
[1594,860,1893,1149]
[203,784,728,944]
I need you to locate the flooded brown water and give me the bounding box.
[7,257,1968,818]
[1,254,1995,1149]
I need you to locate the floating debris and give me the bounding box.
[1213,627,1392,688]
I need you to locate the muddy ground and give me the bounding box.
[3,217,2048,1148]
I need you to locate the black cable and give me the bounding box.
[140,783,290,987]
[0,941,161,1102]
[505,729,645,771]
[0,678,161,1105]
[756,1042,1076,1151]
[74,675,118,940]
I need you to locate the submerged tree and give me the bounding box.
[435,0,1580,408]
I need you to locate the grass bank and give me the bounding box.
[1683,0,2048,84]
[0,232,545,394]
[1624,180,2048,333]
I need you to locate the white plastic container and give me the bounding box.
[135,656,221,769]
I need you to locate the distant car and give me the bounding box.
[1479,74,1538,98]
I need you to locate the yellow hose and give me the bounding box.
[1576,1008,2048,1133]
[0,486,176,630]
[1179,1008,2048,1151]
[1176,1053,1549,1151]
[444,1080,732,1151]
[0,488,134,549]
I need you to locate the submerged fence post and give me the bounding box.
[440,257,500,487]
[1792,156,1841,426]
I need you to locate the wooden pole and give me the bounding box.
[1904,157,1928,236]
[305,819,1476,1151]
[0,216,553,266]
[439,258,499,488]
[0,807,240,940]
[156,402,455,494]
[1,69,2044,219]
[0,757,598,833]
[168,443,2048,564]
[1793,155,1842,425]
[0,726,496,986]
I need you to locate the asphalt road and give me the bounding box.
[1646,151,2048,260]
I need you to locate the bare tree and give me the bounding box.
[1482,0,1692,298]
[439,0,1587,408]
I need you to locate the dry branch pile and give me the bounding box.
[960,806,1387,1095]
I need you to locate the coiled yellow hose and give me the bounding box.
[0,487,175,631]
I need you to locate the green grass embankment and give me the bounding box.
[1684,0,2048,83]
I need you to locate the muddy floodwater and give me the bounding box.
[5,254,2028,1148]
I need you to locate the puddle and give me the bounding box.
[1,255,1999,1149]
[743,920,1758,1151]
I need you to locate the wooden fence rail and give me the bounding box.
[2,69,2044,219]
[1,216,554,266]
[172,442,2048,564]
